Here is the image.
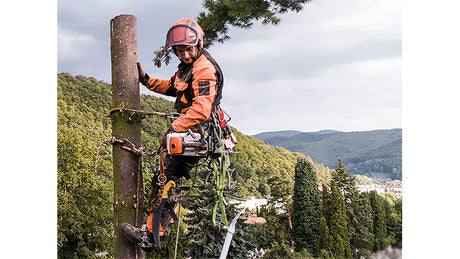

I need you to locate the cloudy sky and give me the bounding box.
[58,0,401,135]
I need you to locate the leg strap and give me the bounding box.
[152,199,166,249]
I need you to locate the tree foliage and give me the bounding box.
[380,193,402,248]
[318,217,332,256]
[322,181,351,258]
[332,159,374,257]
[292,158,321,255]
[58,74,114,258]
[368,190,388,251]
[183,177,255,258]
[197,0,311,47]
[251,175,294,252]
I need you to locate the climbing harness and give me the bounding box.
[97,104,239,251]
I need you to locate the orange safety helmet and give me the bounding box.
[165,18,204,50]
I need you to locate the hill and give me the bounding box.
[253,129,341,139]
[252,130,304,139]
[254,129,402,180]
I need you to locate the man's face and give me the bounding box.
[176,45,197,64]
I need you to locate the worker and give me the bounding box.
[121,18,224,250]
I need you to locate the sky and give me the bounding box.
[57,0,402,135]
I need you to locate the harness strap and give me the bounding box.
[150,182,179,249]
[152,199,166,249]
[146,149,181,248]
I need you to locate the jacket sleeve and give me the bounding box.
[146,75,176,97]
[171,60,217,132]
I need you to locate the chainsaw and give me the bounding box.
[165,108,237,157]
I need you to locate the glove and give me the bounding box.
[137,62,150,86]
[161,126,174,148]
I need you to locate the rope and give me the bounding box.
[212,153,228,226]
[135,151,142,228]
[147,149,167,213]
[94,136,122,174]
[181,162,199,198]
[174,204,182,259]
[108,106,183,120]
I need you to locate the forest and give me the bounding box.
[254,129,402,180]
[57,73,402,258]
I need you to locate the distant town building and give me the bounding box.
[243,214,267,224]
[356,184,402,199]
[235,196,268,212]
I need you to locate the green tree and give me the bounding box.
[183,172,255,258]
[58,74,114,258]
[197,0,311,47]
[267,174,293,208]
[381,193,402,248]
[254,175,294,251]
[292,158,321,256]
[368,190,388,251]
[328,181,351,258]
[332,159,374,257]
[321,183,331,225]
[318,217,332,254]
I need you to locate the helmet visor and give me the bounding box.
[165,25,199,48]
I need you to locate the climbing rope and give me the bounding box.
[173,204,182,259]
[94,136,123,174]
[108,105,182,121]
[212,153,228,226]
[146,149,169,213]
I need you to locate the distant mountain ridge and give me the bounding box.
[253,129,341,139]
[253,129,402,180]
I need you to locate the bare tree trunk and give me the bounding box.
[110,14,144,259]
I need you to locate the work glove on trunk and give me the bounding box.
[137,62,150,86]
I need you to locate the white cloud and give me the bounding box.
[214,0,400,60]
[223,56,401,135]
[58,25,96,60]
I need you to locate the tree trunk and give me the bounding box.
[110,14,145,259]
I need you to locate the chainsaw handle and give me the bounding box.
[192,124,207,146]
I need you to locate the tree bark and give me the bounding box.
[110,14,144,259]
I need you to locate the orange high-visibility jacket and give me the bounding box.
[146,49,223,132]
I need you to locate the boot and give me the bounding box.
[120,222,144,244]
[121,223,156,253]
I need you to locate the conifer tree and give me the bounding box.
[267,174,293,212]
[254,174,294,251]
[318,217,332,252]
[368,190,388,251]
[183,177,254,258]
[292,158,321,256]
[328,180,352,258]
[381,193,402,248]
[332,159,374,257]
[197,0,311,47]
[321,183,331,223]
